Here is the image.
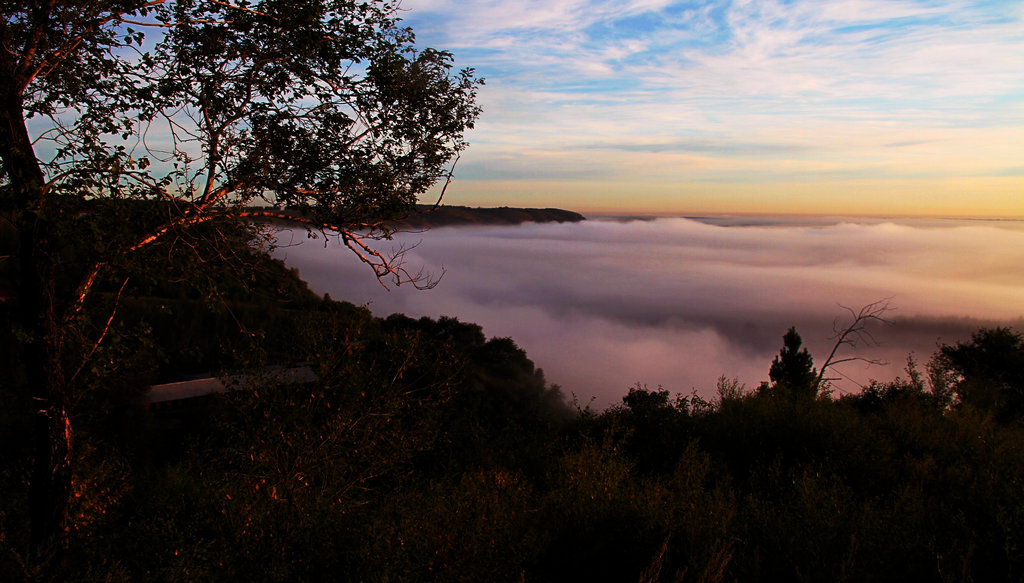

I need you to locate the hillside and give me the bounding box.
[391,205,586,228]
[4,225,1024,583]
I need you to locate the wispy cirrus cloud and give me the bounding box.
[400,0,1024,214]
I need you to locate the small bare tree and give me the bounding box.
[815,298,894,391]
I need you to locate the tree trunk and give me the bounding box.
[27,366,73,579]
[22,247,72,578]
[3,80,73,581]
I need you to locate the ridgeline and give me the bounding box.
[391,205,586,228]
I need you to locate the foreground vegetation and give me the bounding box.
[2,244,1023,583]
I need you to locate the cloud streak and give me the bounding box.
[276,217,1024,407]
[394,0,1024,215]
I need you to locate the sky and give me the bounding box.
[397,0,1024,217]
[277,217,1024,407]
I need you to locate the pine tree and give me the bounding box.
[769,327,819,399]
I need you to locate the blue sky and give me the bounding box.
[399,0,1024,216]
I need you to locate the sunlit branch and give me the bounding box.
[237,208,438,289]
[64,260,110,327]
[340,230,442,290]
[126,207,221,253]
[68,276,130,385]
[13,0,59,89]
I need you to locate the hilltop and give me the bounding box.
[391,205,586,228]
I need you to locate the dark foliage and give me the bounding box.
[939,327,1024,422]
[391,205,586,228]
[768,326,819,399]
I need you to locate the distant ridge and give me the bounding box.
[392,205,586,228]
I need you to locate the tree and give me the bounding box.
[935,327,1024,422]
[768,327,818,399]
[815,299,892,391]
[1,0,480,574]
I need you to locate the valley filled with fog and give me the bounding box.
[276,216,1024,407]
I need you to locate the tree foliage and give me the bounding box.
[1,0,480,574]
[937,327,1024,422]
[768,326,818,398]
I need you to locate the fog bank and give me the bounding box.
[275,217,1024,407]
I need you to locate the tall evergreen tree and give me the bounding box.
[769,327,819,398]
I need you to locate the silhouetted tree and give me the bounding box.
[844,355,950,414]
[936,327,1024,422]
[816,299,892,390]
[769,327,818,399]
[621,385,685,474]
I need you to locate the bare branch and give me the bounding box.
[64,262,108,325]
[20,2,170,91]
[339,230,443,290]
[237,208,441,289]
[427,154,459,212]
[816,298,894,391]
[68,277,130,385]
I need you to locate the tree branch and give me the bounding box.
[13,0,58,89]
[815,298,894,391]
[63,262,108,326]
[238,208,440,289]
[20,2,169,92]
[68,276,130,386]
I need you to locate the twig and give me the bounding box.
[816,298,894,391]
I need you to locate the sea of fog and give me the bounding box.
[274,216,1024,407]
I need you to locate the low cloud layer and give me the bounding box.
[275,217,1024,407]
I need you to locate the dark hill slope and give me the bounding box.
[392,205,585,228]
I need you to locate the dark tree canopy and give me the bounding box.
[769,327,819,398]
[1,0,480,574]
[5,0,481,283]
[937,327,1024,422]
